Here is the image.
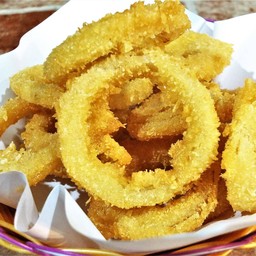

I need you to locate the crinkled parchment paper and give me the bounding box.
[0,0,256,254]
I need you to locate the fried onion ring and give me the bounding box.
[222,79,256,212]
[164,30,233,81]
[44,0,190,84]
[0,97,42,137]
[0,113,62,185]
[109,78,153,110]
[57,49,220,209]
[127,82,236,141]
[127,89,186,140]
[10,65,64,109]
[87,167,218,240]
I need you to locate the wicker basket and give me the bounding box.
[1,203,256,256]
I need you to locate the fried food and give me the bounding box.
[164,30,233,81]
[204,81,237,124]
[43,0,190,84]
[222,79,256,213]
[57,49,220,209]
[0,97,41,137]
[205,177,233,222]
[87,94,131,166]
[87,168,218,240]
[109,78,153,110]
[0,113,62,185]
[127,89,187,140]
[127,81,236,141]
[119,137,175,175]
[21,112,57,151]
[126,33,234,140]
[10,65,64,109]
[2,0,253,243]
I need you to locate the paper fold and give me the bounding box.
[1,171,256,254]
[0,0,256,254]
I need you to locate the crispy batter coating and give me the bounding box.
[109,78,153,110]
[127,82,236,141]
[0,0,245,241]
[0,113,62,185]
[10,65,64,109]
[87,168,218,240]
[0,97,42,137]
[206,177,233,222]
[127,90,187,140]
[222,79,256,212]
[126,32,233,141]
[57,49,220,209]
[21,112,57,152]
[87,93,131,166]
[165,30,233,81]
[204,81,237,124]
[44,0,190,84]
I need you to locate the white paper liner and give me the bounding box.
[213,13,256,89]
[0,0,256,254]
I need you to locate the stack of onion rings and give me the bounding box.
[57,49,220,209]
[1,0,255,242]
